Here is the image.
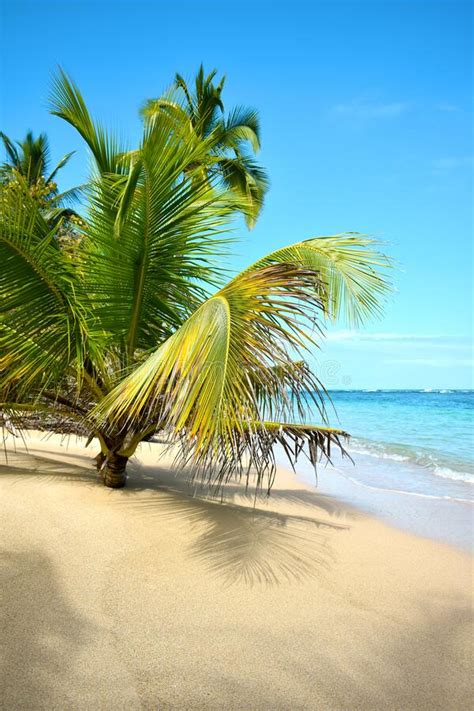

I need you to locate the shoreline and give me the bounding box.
[1,430,473,709]
[283,447,474,555]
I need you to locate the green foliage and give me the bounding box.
[141,64,269,228]
[0,69,391,490]
[0,129,84,249]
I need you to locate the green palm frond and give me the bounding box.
[0,181,88,399]
[246,233,392,326]
[79,119,237,361]
[140,98,195,139]
[0,131,20,167]
[220,106,261,152]
[215,153,269,227]
[49,184,85,207]
[142,66,268,227]
[50,68,126,175]
[45,150,75,185]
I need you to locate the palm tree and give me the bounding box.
[0,69,390,490]
[141,64,269,228]
[0,130,79,211]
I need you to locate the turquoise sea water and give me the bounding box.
[285,390,473,551]
[322,389,473,498]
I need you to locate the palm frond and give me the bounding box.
[50,184,86,207]
[140,97,195,140]
[174,421,349,493]
[49,68,126,175]
[0,180,88,400]
[0,131,20,167]
[246,233,392,326]
[79,112,236,361]
[45,150,75,184]
[221,106,261,152]
[215,154,269,227]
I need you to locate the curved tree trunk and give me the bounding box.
[102,451,128,488]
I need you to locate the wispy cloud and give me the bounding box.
[326,331,467,344]
[385,358,473,368]
[325,332,472,356]
[330,100,409,120]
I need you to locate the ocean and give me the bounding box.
[283,389,474,552]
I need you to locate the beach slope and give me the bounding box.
[1,431,472,710]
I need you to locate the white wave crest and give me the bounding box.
[348,444,410,463]
[433,467,474,484]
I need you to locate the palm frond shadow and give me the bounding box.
[119,463,351,587]
[267,487,360,520]
[1,450,351,586]
[0,450,96,486]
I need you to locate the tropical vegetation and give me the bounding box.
[142,64,268,227]
[0,129,83,246]
[0,68,390,490]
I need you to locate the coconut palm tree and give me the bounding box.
[0,130,80,211]
[141,64,268,227]
[0,69,390,490]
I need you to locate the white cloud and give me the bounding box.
[325,332,472,356]
[331,100,409,120]
[325,331,466,343]
[385,358,473,368]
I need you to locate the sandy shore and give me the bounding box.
[1,430,473,710]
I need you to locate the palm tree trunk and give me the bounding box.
[102,451,128,488]
[94,451,106,470]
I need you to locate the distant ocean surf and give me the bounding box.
[304,389,474,503]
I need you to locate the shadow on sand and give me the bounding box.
[0,549,93,709]
[1,451,354,587]
[116,461,354,586]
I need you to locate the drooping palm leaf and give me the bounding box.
[246,233,392,326]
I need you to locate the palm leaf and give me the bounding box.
[79,117,236,362]
[49,69,125,175]
[246,233,392,326]
[0,181,88,400]
[45,150,75,185]
[215,154,269,227]
[175,421,349,493]
[220,106,261,152]
[0,131,20,167]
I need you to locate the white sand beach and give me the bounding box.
[1,430,473,710]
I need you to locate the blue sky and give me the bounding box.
[1,0,472,388]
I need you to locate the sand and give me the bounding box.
[1,430,473,710]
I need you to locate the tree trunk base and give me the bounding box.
[101,452,128,488]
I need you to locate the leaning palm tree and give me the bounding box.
[0,69,390,491]
[142,64,268,227]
